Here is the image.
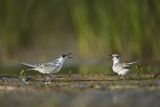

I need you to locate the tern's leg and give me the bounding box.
[124,74,132,80]
[49,74,53,82]
[44,74,52,85]
[118,75,126,80]
[19,69,30,84]
[127,73,133,80]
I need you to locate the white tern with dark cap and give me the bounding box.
[109,54,138,76]
[21,53,72,83]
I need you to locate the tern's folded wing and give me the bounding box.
[122,63,130,69]
[21,63,37,67]
[128,61,138,65]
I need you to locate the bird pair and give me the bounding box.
[21,53,138,82]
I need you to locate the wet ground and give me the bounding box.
[0,74,160,107]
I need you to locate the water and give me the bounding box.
[0,65,160,107]
[1,89,160,107]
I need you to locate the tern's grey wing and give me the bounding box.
[43,62,60,74]
[122,63,130,69]
[51,58,59,64]
[44,62,60,69]
[128,61,138,65]
[21,63,37,68]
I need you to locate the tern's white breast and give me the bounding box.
[112,63,130,76]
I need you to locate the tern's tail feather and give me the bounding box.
[21,63,36,67]
[128,61,139,65]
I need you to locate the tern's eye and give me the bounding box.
[114,55,119,58]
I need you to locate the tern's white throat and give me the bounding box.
[59,56,65,61]
[112,57,120,64]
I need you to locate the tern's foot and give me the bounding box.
[20,76,30,84]
[45,81,51,85]
[45,74,53,82]
[118,75,127,80]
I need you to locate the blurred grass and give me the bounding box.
[0,0,160,74]
[0,64,159,76]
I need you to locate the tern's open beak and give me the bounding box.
[65,53,72,56]
[68,56,72,58]
[66,53,72,58]
[62,53,72,58]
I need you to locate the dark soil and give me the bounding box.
[0,74,160,107]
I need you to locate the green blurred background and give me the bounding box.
[0,0,160,74]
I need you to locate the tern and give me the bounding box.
[21,53,72,83]
[109,54,138,76]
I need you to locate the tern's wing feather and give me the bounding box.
[21,63,37,67]
[128,61,138,65]
[51,58,59,64]
[121,61,138,69]
[122,63,130,69]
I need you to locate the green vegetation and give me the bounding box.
[0,0,160,73]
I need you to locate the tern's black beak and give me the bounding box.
[62,53,72,58]
[107,54,113,60]
[108,54,112,57]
